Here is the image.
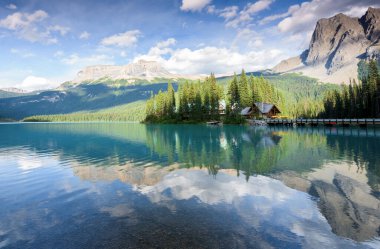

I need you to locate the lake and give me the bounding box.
[0,123,379,249]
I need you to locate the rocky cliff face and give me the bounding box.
[273,7,380,84]
[73,59,199,83]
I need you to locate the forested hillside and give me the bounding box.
[320,60,380,118]
[0,82,177,120]
[216,72,339,118]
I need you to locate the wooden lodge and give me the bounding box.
[241,102,281,119]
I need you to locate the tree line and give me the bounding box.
[145,70,285,123]
[320,60,380,118]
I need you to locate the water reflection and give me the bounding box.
[0,123,379,248]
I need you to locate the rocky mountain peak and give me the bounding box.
[273,7,380,84]
[74,60,174,83]
[72,59,201,83]
[360,7,380,43]
[305,12,365,67]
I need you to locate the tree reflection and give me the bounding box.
[144,125,335,180]
[1,123,379,182]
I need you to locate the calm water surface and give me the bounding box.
[0,123,379,249]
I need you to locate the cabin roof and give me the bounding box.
[254,102,280,114]
[241,107,252,115]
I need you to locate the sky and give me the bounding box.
[0,0,379,91]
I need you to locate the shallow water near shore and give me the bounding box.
[0,123,379,248]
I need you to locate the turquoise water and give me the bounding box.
[0,123,379,249]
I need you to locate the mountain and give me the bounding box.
[0,57,338,121]
[0,71,338,121]
[275,165,380,242]
[0,82,177,120]
[273,7,380,84]
[0,88,30,98]
[0,60,200,120]
[73,59,201,83]
[0,59,202,120]
[0,87,28,93]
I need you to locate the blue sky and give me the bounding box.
[0,0,379,90]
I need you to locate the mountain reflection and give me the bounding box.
[0,123,379,243]
[137,169,377,248]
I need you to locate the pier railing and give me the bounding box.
[266,118,380,126]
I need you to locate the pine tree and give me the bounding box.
[341,85,349,118]
[249,74,258,103]
[179,82,190,117]
[238,69,251,107]
[209,73,219,118]
[367,60,378,117]
[194,89,203,120]
[167,82,175,116]
[145,92,155,118]
[228,73,240,111]
[348,84,355,118]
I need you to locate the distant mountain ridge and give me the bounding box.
[73,59,201,83]
[0,87,30,99]
[0,87,28,94]
[273,7,380,84]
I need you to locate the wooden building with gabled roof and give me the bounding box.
[241,102,281,119]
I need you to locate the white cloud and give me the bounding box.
[60,53,114,67]
[206,5,216,14]
[47,25,69,36]
[120,51,127,57]
[180,0,212,12]
[226,0,274,28]
[277,0,380,35]
[244,0,274,14]
[79,31,90,40]
[134,40,286,75]
[156,38,176,48]
[6,3,17,10]
[0,10,68,44]
[249,39,263,48]
[18,158,42,171]
[344,6,372,18]
[208,5,239,20]
[133,38,176,61]
[10,48,35,58]
[259,4,300,25]
[140,169,294,205]
[234,28,261,46]
[16,75,55,91]
[0,10,48,30]
[219,6,239,20]
[100,30,141,47]
[54,50,64,57]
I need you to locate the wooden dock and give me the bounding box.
[266,118,380,127]
[206,121,222,126]
[266,126,380,137]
